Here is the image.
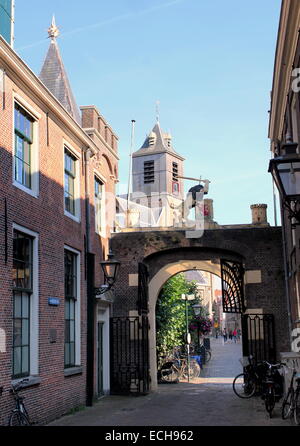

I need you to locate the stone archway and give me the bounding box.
[110,227,288,394]
[148,260,222,390]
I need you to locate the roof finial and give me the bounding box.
[156,100,160,123]
[48,15,60,39]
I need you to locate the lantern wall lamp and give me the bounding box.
[269,140,300,227]
[94,250,120,296]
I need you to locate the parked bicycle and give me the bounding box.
[190,342,211,364]
[232,356,267,399]
[9,378,31,426]
[281,361,300,424]
[159,356,200,382]
[261,361,284,418]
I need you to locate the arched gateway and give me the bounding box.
[110,227,289,394]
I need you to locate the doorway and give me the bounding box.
[97,322,104,396]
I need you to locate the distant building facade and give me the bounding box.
[0,0,14,46]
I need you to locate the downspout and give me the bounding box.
[84,148,95,406]
[280,202,292,349]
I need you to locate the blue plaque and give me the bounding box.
[48,298,60,306]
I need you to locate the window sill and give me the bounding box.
[11,376,41,389]
[64,366,83,377]
[64,210,81,224]
[13,181,39,199]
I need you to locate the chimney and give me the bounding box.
[250,204,268,225]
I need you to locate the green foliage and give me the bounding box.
[156,274,204,357]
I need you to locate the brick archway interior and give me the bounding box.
[148,260,222,390]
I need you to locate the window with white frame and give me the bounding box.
[14,103,34,189]
[64,149,77,216]
[12,227,38,379]
[94,176,104,234]
[64,248,80,368]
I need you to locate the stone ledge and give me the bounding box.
[11,376,41,389]
[64,366,83,377]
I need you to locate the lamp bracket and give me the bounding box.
[94,283,112,297]
[283,199,300,228]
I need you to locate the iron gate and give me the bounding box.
[110,316,150,395]
[242,313,276,363]
[221,259,245,313]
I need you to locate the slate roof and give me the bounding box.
[39,37,81,125]
[133,121,184,160]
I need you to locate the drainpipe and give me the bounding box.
[85,149,92,253]
[84,148,95,406]
[280,202,292,350]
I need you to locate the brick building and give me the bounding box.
[268,0,300,346]
[0,17,118,425]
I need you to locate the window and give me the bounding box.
[172,182,180,194]
[64,250,78,369]
[14,104,34,189]
[12,230,33,379]
[95,177,104,234]
[144,161,155,184]
[64,149,76,216]
[172,162,178,182]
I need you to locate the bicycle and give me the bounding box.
[281,361,300,425]
[261,361,284,418]
[232,356,267,399]
[8,378,31,426]
[159,356,200,382]
[190,342,211,364]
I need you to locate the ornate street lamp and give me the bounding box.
[94,250,121,296]
[269,141,300,226]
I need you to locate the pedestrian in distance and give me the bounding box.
[233,328,237,343]
[223,328,227,343]
[229,330,233,342]
[237,328,241,342]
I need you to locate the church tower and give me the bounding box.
[131,120,185,226]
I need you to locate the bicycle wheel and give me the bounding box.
[189,360,201,379]
[233,373,255,398]
[205,349,211,363]
[160,364,179,383]
[265,387,276,418]
[9,411,30,426]
[294,389,300,425]
[282,389,293,420]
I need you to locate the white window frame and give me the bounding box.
[12,94,40,198]
[94,173,106,237]
[12,223,39,378]
[63,141,81,223]
[64,245,81,368]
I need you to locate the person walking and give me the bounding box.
[237,328,241,342]
[223,328,227,343]
[229,330,233,342]
[233,328,237,343]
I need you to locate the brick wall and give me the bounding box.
[111,227,290,358]
[0,62,118,424]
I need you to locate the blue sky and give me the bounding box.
[14,0,282,225]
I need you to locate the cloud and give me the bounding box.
[17,0,187,51]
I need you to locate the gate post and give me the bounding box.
[241,314,249,359]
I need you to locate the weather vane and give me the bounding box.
[156,100,160,123]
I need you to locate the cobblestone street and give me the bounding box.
[48,337,294,427]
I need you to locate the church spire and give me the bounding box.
[48,15,60,40]
[39,17,81,125]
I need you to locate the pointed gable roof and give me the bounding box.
[39,17,81,125]
[132,121,185,160]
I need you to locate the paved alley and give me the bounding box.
[48,337,292,427]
